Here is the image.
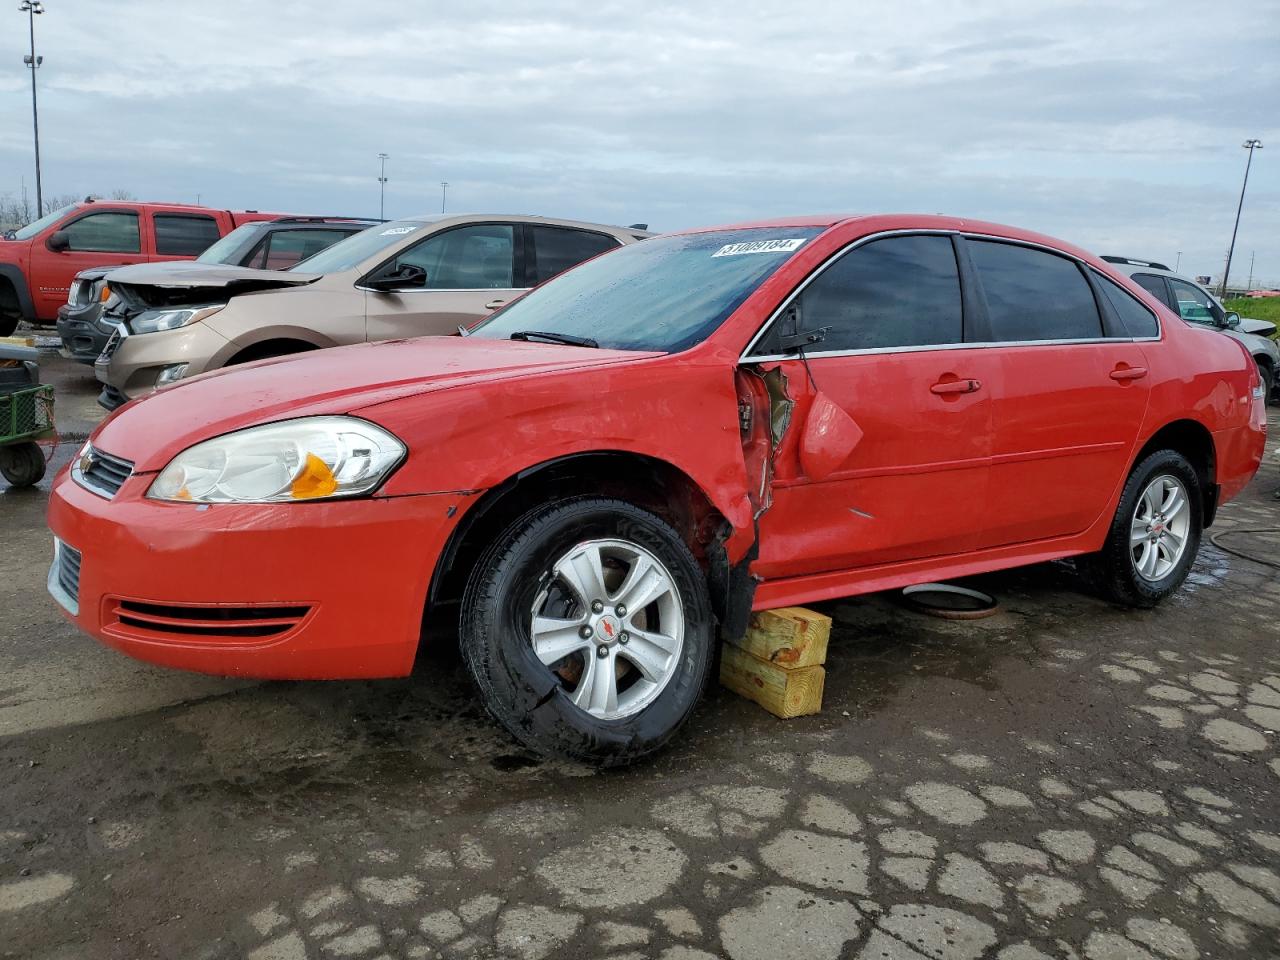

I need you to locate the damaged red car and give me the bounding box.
[47,214,1266,764]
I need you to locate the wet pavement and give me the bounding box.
[1,389,1278,959]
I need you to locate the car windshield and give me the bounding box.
[11,204,78,241]
[471,227,824,352]
[196,223,260,263]
[290,220,425,274]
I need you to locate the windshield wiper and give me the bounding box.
[509,330,599,348]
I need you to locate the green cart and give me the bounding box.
[0,344,55,488]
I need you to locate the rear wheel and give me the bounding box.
[1081,450,1201,607]
[459,497,713,766]
[0,441,46,488]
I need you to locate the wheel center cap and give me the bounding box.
[595,614,621,644]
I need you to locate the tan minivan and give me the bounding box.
[95,214,651,409]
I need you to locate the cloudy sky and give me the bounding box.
[2,0,1278,284]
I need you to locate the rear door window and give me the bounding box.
[530,226,620,284]
[969,240,1103,341]
[153,214,221,256]
[62,212,140,253]
[766,234,963,352]
[251,229,354,270]
[1095,274,1160,338]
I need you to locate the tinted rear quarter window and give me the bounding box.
[1131,273,1174,310]
[778,234,963,352]
[154,214,221,256]
[1096,274,1160,338]
[969,240,1102,341]
[531,226,620,284]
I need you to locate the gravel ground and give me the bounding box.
[1,368,1277,960]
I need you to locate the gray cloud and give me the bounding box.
[1,0,1277,282]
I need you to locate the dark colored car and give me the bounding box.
[56,217,377,365]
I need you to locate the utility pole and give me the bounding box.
[20,1,45,219]
[377,153,389,219]
[1247,251,1255,292]
[440,181,449,214]
[1174,252,1182,272]
[1220,139,1263,298]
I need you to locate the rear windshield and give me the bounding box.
[471,227,823,352]
[290,220,424,274]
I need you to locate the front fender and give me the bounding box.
[0,262,36,324]
[364,355,758,559]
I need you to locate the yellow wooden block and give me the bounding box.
[720,644,824,719]
[0,336,36,347]
[730,606,831,669]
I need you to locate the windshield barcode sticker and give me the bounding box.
[380,226,417,236]
[712,238,807,258]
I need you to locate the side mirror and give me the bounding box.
[364,263,427,292]
[47,230,70,253]
[1223,311,1241,329]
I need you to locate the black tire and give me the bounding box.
[1080,449,1202,608]
[459,497,713,766]
[0,441,46,488]
[0,313,17,338]
[1259,362,1276,406]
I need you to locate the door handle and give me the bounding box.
[485,299,507,310]
[930,378,981,395]
[1109,366,1148,381]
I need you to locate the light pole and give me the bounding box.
[440,181,448,214]
[20,1,45,219]
[377,153,389,219]
[1174,251,1182,272]
[1220,139,1263,297]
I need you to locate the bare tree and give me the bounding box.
[109,188,135,200]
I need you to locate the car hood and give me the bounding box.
[90,335,661,471]
[103,262,320,289]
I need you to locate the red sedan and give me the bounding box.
[47,214,1266,765]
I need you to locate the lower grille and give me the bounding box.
[98,329,122,362]
[48,539,81,614]
[105,599,312,641]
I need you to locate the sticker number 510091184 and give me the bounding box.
[711,238,807,258]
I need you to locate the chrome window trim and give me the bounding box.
[739,228,1163,363]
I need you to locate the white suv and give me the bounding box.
[1104,256,1279,402]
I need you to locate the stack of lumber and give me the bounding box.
[719,606,830,718]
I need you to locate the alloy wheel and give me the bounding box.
[1130,474,1191,582]
[529,538,685,720]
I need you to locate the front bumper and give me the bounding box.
[47,465,477,679]
[56,304,113,364]
[95,321,230,405]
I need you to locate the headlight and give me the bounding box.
[131,304,225,334]
[147,416,406,503]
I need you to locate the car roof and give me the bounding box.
[397,213,654,236]
[1105,259,1207,286]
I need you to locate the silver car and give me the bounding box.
[1105,256,1279,402]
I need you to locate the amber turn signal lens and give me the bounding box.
[290,453,339,500]
[99,284,111,302]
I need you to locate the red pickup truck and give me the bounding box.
[0,200,282,335]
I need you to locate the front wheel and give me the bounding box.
[1081,450,1202,607]
[1259,363,1276,406]
[0,441,46,488]
[459,497,714,766]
